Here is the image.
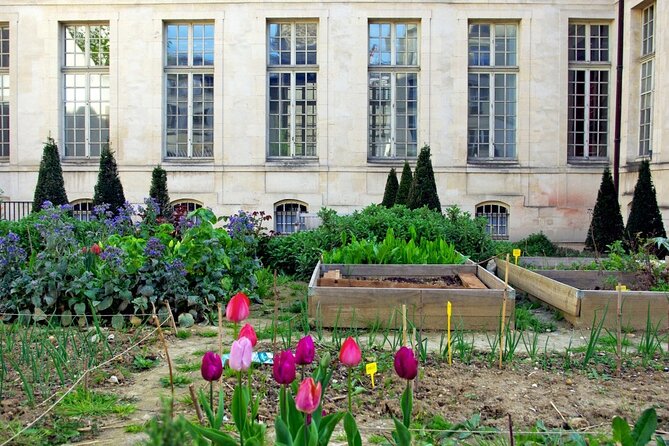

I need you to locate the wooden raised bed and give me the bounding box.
[308,262,515,330]
[496,257,669,330]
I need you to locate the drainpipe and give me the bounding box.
[613,0,624,192]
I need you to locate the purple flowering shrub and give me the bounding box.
[0,203,264,321]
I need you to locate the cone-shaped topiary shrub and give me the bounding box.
[395,161,413,206]
[626,160,666,245]
[149,165,171,218]
[93,145,126,214]
[381,168,399,208]
[32,137,69,212]
[585,167,624,253]
[407,145,441,213]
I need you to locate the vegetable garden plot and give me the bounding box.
[308,263,515,330]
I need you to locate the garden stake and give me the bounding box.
[447,301,452,366]
[508,413,515,446]
[153,305,175,417]
[402,304,407,347]
[616,284,622,376]
[273,270,279,355]
[188,383,205,424]
[500,254,510,369]
[163,300,177,334]
[217,303,223,385]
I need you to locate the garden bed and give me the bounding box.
[308,262,515,330]
[496,257,669,330]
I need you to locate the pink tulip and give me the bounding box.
[226,292,250,323]
[229,337,252,371]
[294,377,322,415]
[393,346,418,380]
[295,335,315,365]
[272,350,296,385]
[200,351,223,382]
[339,337,361,367]
[238,323,257,347]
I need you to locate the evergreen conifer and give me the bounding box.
[626,160,666,244]
[407,145,441,212]
[585,167,624,253]
[149,165,171,217]
[381,168,399,208]
[395,161,413,206]
[93,145,126,214]
[32,137,69,212]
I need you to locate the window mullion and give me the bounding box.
[85,73,91,157]
[391,73,396,156]
[188,73,193,157]
[290,72,296,156]
[489,74,495,158]
[584,73,590,153]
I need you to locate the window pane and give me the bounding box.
[368,72,392,157]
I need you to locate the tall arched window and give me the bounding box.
[476,202,509,239]
[275,201,307,234]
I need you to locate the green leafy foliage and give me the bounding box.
[626,160,666,247]
[585,167,624,253]
[322,228,465,264]
[263,205,493,280]
[395,162,413,206]
[612,407,657,446]
[93,145,126,214]
[32,137,69,213]
[149,165,172,218]
[381,168,399,208]
[407,145,441,213]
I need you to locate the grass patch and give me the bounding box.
[160,374,193,388]
[197,330,218,338]
[125,423,145,433]
[514,302,556,332]
[176,330,192,339]
[176,361,201,373]
[57,388,136,417]
[132,355,159,371]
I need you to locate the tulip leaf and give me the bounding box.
[400,383,413,428]
[317,412,345,446]
[232,383,249,434]
[631,407,657,446]
[392,416,412,446]
[343,412,362,446]
[275,417,294,446]
[198,388,215,428]
[186,421,238,446]
[214,387,226,430]
[287,388,304,439]
[612,416,633,446]
[294,423,318,446]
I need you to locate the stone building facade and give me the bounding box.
[0,0,666,241]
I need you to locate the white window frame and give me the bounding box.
[62,24,110,159]
[467,23,518,161]
[164,22,215,159]
[567,22,610,160]
[267,21,318,159]
[0,24,9,160]
[476,202,509,240]
[274,201,308,234]
[72,199,94,221]
[171,199,203,214]
[368,22,419,160]
[639,4,654,157]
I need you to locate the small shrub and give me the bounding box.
[395,161,413,206]
[149,165,171,218]
[93,145,126,214]
[32,137,69,213]
[381,168,399,208]
[626,160,666,248]
[407,145,441,213]
[585,167,624,253]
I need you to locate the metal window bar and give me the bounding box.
[0,201,32,221]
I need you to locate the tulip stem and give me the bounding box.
[238,372,245,446]
[347,368,352,414]
[209,381,213,415]
[280,385,287,423]
[304,414,309,445]
[248,367,253,428]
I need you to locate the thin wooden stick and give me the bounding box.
[189,384,205,425]
[499,254,510,369]
[616,284,622,376]
[165,300,178,333]
[218,303,223,385]
[508,413,515,446]
[273,270,279,355]
[152,304,174,417]
[402,304,407,347]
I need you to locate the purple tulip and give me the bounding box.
[201,351,223,382]
[295,335,315,365]
[272,350,296,385]
[393,346,418,381]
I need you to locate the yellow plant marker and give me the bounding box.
[615,284,628,292]
[366,362,378,388]
[447,302,452,366]
[512,249,521,265]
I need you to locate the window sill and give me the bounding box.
[62,157,100,165]
[163,157,214,164]
[567,158,609,167]
[367,157,417,165]
[266,157,319,166]
[467,158,519,167]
